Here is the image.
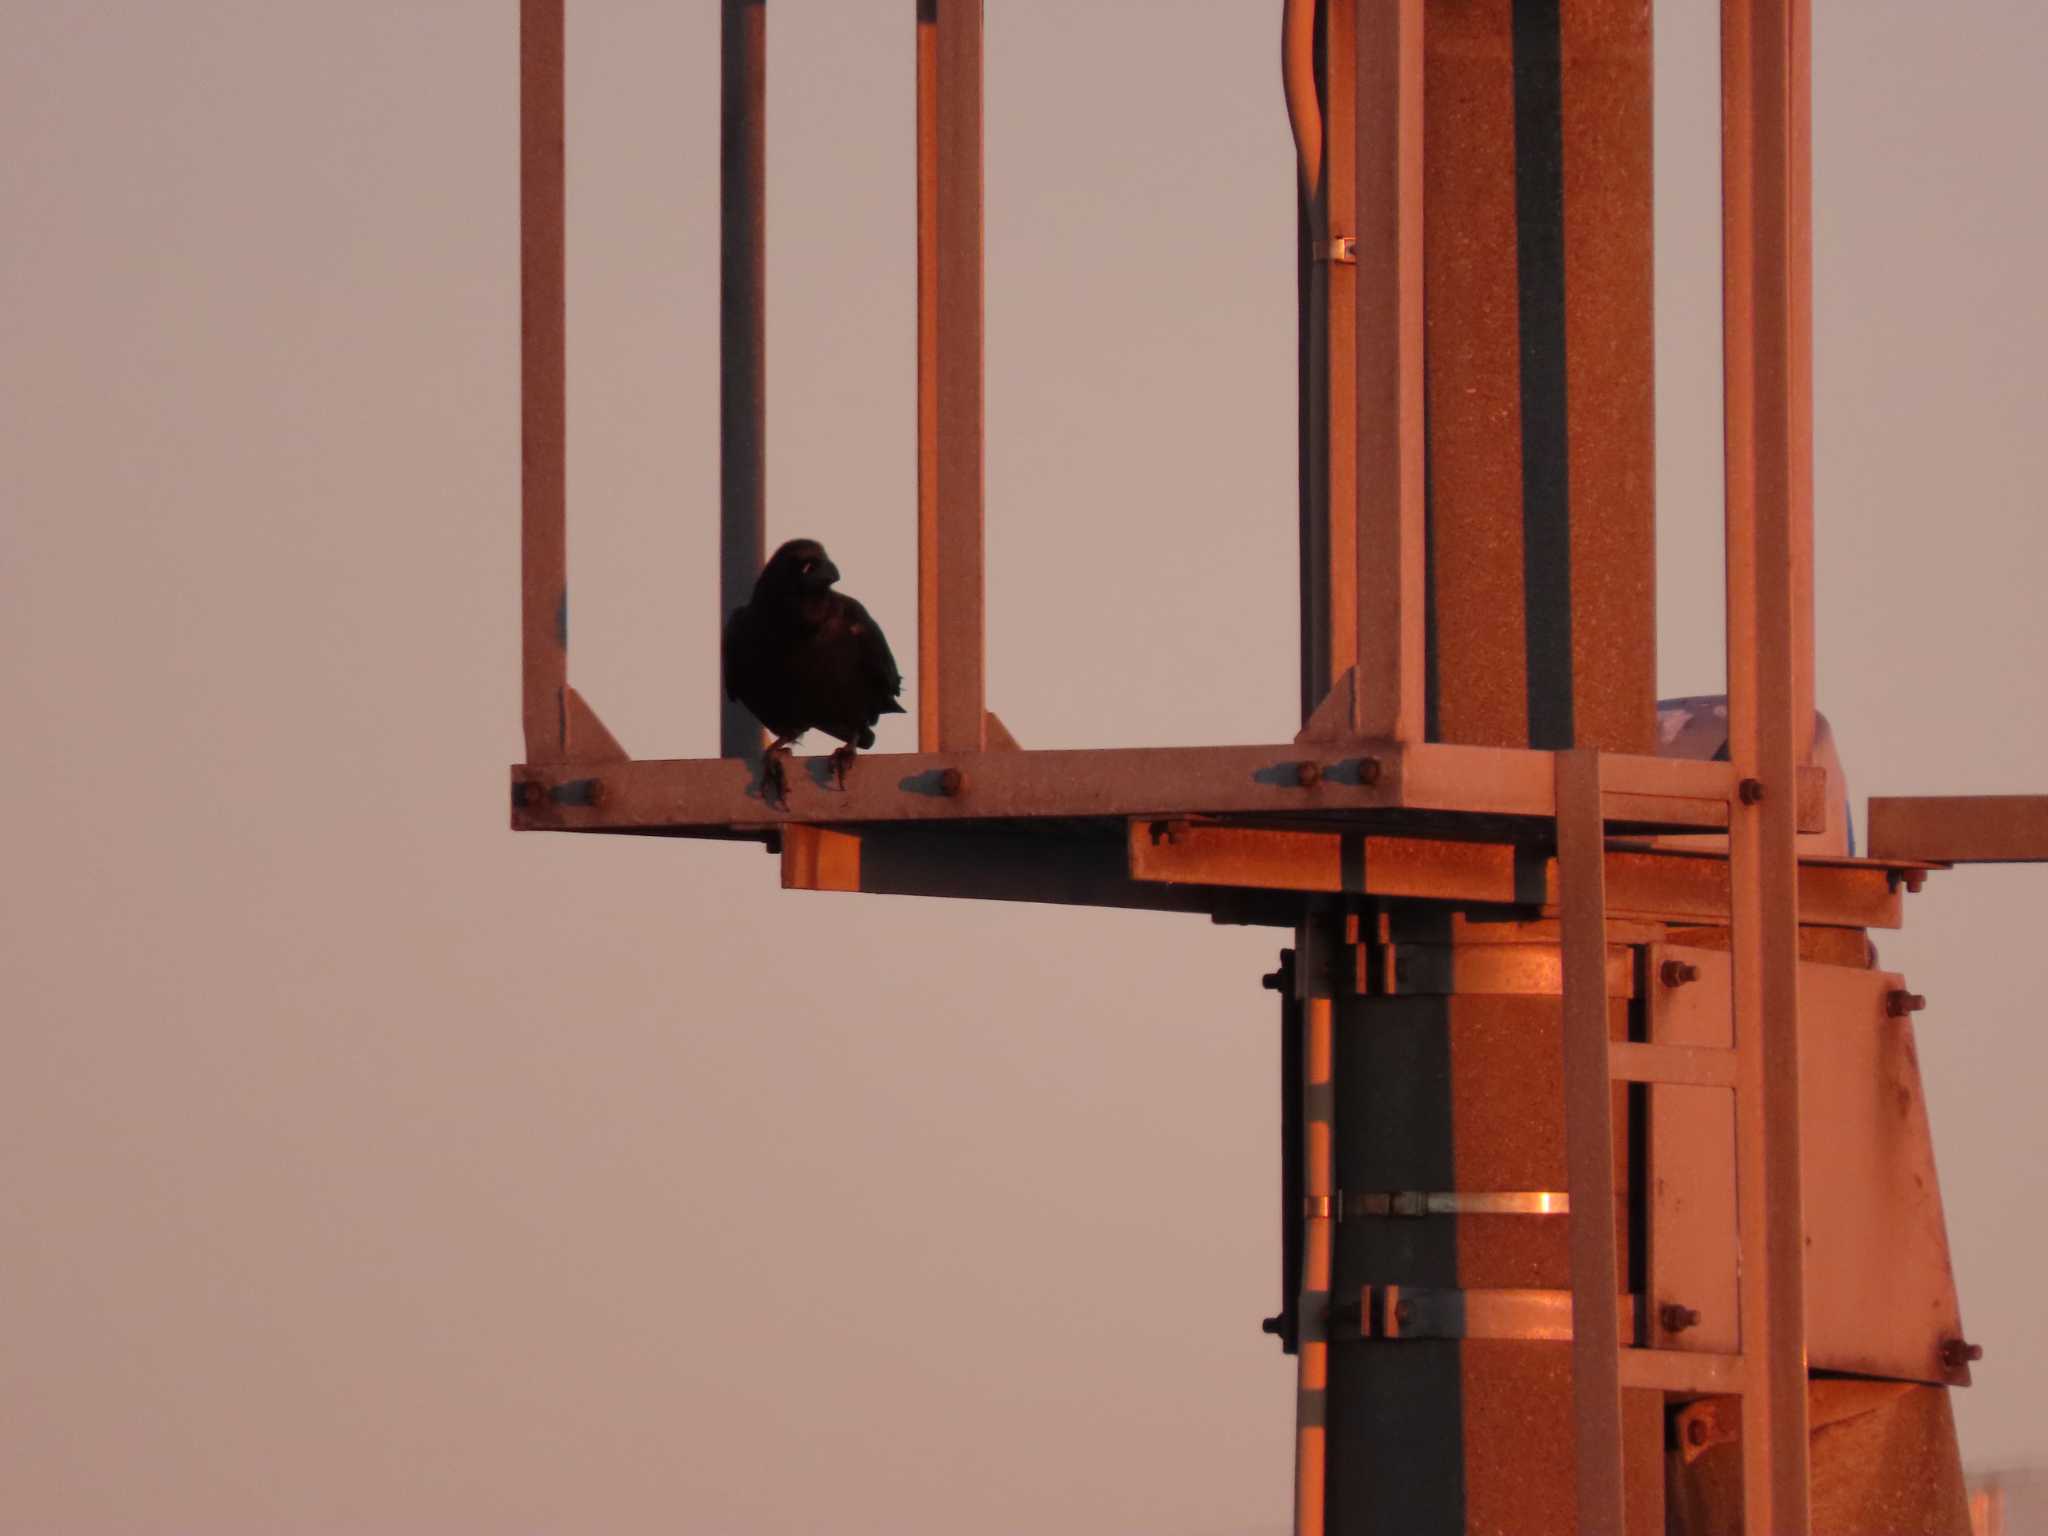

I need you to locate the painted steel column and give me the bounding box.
[1722,0,1813,1527]
[720,0,767,760]
[520,0,567,764]
[1350,0,1425,742]
[1320,0,1359,706]
[917,0,986,752]
[1422,2,1656,753]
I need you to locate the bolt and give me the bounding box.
[1660,959,1701,988]
[1393,1299,1414,1327]
[512,780,540,809]
[1903,869,1927,894]
[1660,1303,1702,1334]
[1738,778,1765,805]
[587,778,609,809]
[939,767,964,798]
[1296,760,1322,789]
[1358,756,1383,787]
[1941,1338,1983,1369]
[1686,1416,1712,1448]
[1262,969,1286,992]
[762,831,783,855]
[1261,1314,1285,1337]
[1886,990,1927,1018]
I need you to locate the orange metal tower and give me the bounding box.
[510,3,2044,1530]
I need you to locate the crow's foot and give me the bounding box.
[829,744,858,790]
[762,742,795,804]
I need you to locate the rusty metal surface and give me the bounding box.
[1350,0,1426,741]
[519,0,567,764]
[1800,965,1968,1386]
[1647,943,1734,1048]
[1723,0,1816,1522]
[563,687,627,763]
[1123,819,1905,930]
[1358,942,1632,999]
[1557,752,1626,1536]
[511,739,1798,835]
[918,0,985,751]
[779,821,1234,919]
[719,0,766,760]
[1560,0,1656,756]
[1670,1383,1971,1536]
[1868,795,2048,863]
[1649,1084,1740,1357]
[1424,0,1527,751]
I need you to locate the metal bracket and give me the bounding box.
[1345,1190,1570,1219]
[1313,235,1357,264]
[1332,1286,1645,1343]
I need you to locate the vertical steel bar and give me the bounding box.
[1787,1,1815,761]
[520,0,567,764]
[1557,748,1625,1536]
[1320,0,1359,700]
[1295,974,1335,1536]
[918,0,986,751]
[720,0,767,759]
[1723,0,1812,1528]
[1351,0,1425,741]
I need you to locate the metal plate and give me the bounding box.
[1800,966,1968,1385]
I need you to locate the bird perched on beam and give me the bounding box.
[723,538,904,799]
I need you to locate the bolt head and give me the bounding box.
[1738,777,1765,805]
[1262,969,1285,992]
[1261,1314,1284,1336]
[1358,756,1383,787]
[1660,959,1700,988]
[1887,990,1927,1018]
[1686,1417,1711,1447]
[1941,1338,1983,1369]
[512,780,540,809]
[1295,760,1322,789]
[1904,870,1928,894]
[1393,1299,1413,1326]
[939,767,964,797]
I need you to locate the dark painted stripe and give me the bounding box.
[1512,0,1574,750]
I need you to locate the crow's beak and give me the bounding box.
[819,560,841,585]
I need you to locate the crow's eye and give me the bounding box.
[801,560,815,573]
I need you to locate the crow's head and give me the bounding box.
[756,538,841,606]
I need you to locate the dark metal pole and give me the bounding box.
[520,0,567,764]
[720,0,767,760]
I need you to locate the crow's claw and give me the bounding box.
[829,745,858,790]
[761,743,794,804]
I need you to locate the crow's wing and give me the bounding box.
[839,596,904,713]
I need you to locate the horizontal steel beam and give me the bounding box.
[510,740,1825,835]
[1126,821,1905,929]
[1867,794,2048,863]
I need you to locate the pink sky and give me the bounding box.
[3,3,2044,1530]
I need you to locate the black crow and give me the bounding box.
[723,538,904,796]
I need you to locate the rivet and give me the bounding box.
[1296,761,1322,789]
[1738,778,1765,805]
